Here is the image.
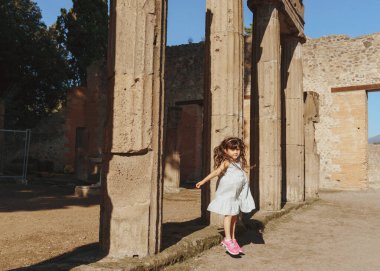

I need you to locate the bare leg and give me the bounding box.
[231,215,238,240]
[224,215,232,240]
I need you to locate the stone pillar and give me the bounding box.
[250,1,282,211]
[100,0,166,257]
[203,0,244,225]
[304,91,320,199]
[281,36,305,202]
[164,108,181,193]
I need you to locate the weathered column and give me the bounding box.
[163,108,181,193]
[203,0,244,225]
[100,0,166,257]
[250,0,282,211]
[281,36,305,202]
[304,91,320,199]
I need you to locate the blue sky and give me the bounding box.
[35,0,380,137]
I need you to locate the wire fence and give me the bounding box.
[0,129,31,184]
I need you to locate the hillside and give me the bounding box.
[369,134,380,144]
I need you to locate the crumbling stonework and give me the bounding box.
[330,90,368,190]
[64,63,107,180]
[29,111,66,172]
[369,144,380,190]
[163,31,380,193]
[303,33,380,190]
[304,91,320,199]
[165,44,204,106]
[100,0,166,257]
[202,0,244,224]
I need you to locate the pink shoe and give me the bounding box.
[233,239,243,254]
[221,239,239,255]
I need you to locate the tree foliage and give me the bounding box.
[55,0,108,85]
[244,23,253,35]
[0,0,70,128]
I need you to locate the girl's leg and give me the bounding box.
[223,215,232,240]
[231,215,238,240]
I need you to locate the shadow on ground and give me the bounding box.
[162,217,208,250]
[10,217,210,270]
[10,243,105,271]
[0,177,99,212]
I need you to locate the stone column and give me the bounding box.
[281,36,305,203]
[203,0,244,225]
[163,108,181,193]
[100,0,166,257]
[304,91,320,199]
[250,0,282,211]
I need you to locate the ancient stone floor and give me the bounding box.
[164,190,380,271]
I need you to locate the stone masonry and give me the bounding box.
[164,31,380,193]
[202,0,244,224]
[303,33,380,190]
[100,0,166,257]
[249,0,305,211]
[369,144,380,189]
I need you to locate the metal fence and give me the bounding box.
[0,129,31,184]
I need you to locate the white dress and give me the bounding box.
[207,162,256,216]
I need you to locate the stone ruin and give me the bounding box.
[100,0,308,257]
[24,0,380,259]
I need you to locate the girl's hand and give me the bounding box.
[195,181,204,189]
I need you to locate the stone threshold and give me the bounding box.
[31,198,318,271]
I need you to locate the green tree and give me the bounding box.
[55,0,108,86]
[244,23,253,35]
[0,0,70,128]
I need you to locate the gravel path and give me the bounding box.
[0,181,201,270]
[164,190,380,271]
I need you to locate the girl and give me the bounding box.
[196,137,255,255]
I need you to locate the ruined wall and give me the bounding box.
[329,91,368,189]
[29,111,66,172]
[164,39,252,189]
[165,43,205,106]
[23,63,107,174]
[303,32,380,190]
[369,144,380,189]
[166,32,380,191]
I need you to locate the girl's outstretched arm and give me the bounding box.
[195,160,230,188]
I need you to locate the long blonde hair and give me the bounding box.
[213,137,248,170]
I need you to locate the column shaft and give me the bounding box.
[251,3,282,211]
[281,37,305,203]
[304,91,320,199]
[203,0,244,225]
[100,0,166,257]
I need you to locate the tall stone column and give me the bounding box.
[163,108,181,193]
[250,0,282,211]
[281,36,305,203]
[100,0,166,257]
[203,0,244,225]
[304,91,320,199]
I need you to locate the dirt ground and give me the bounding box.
[0,178,201,270]
[164,190,380,271]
